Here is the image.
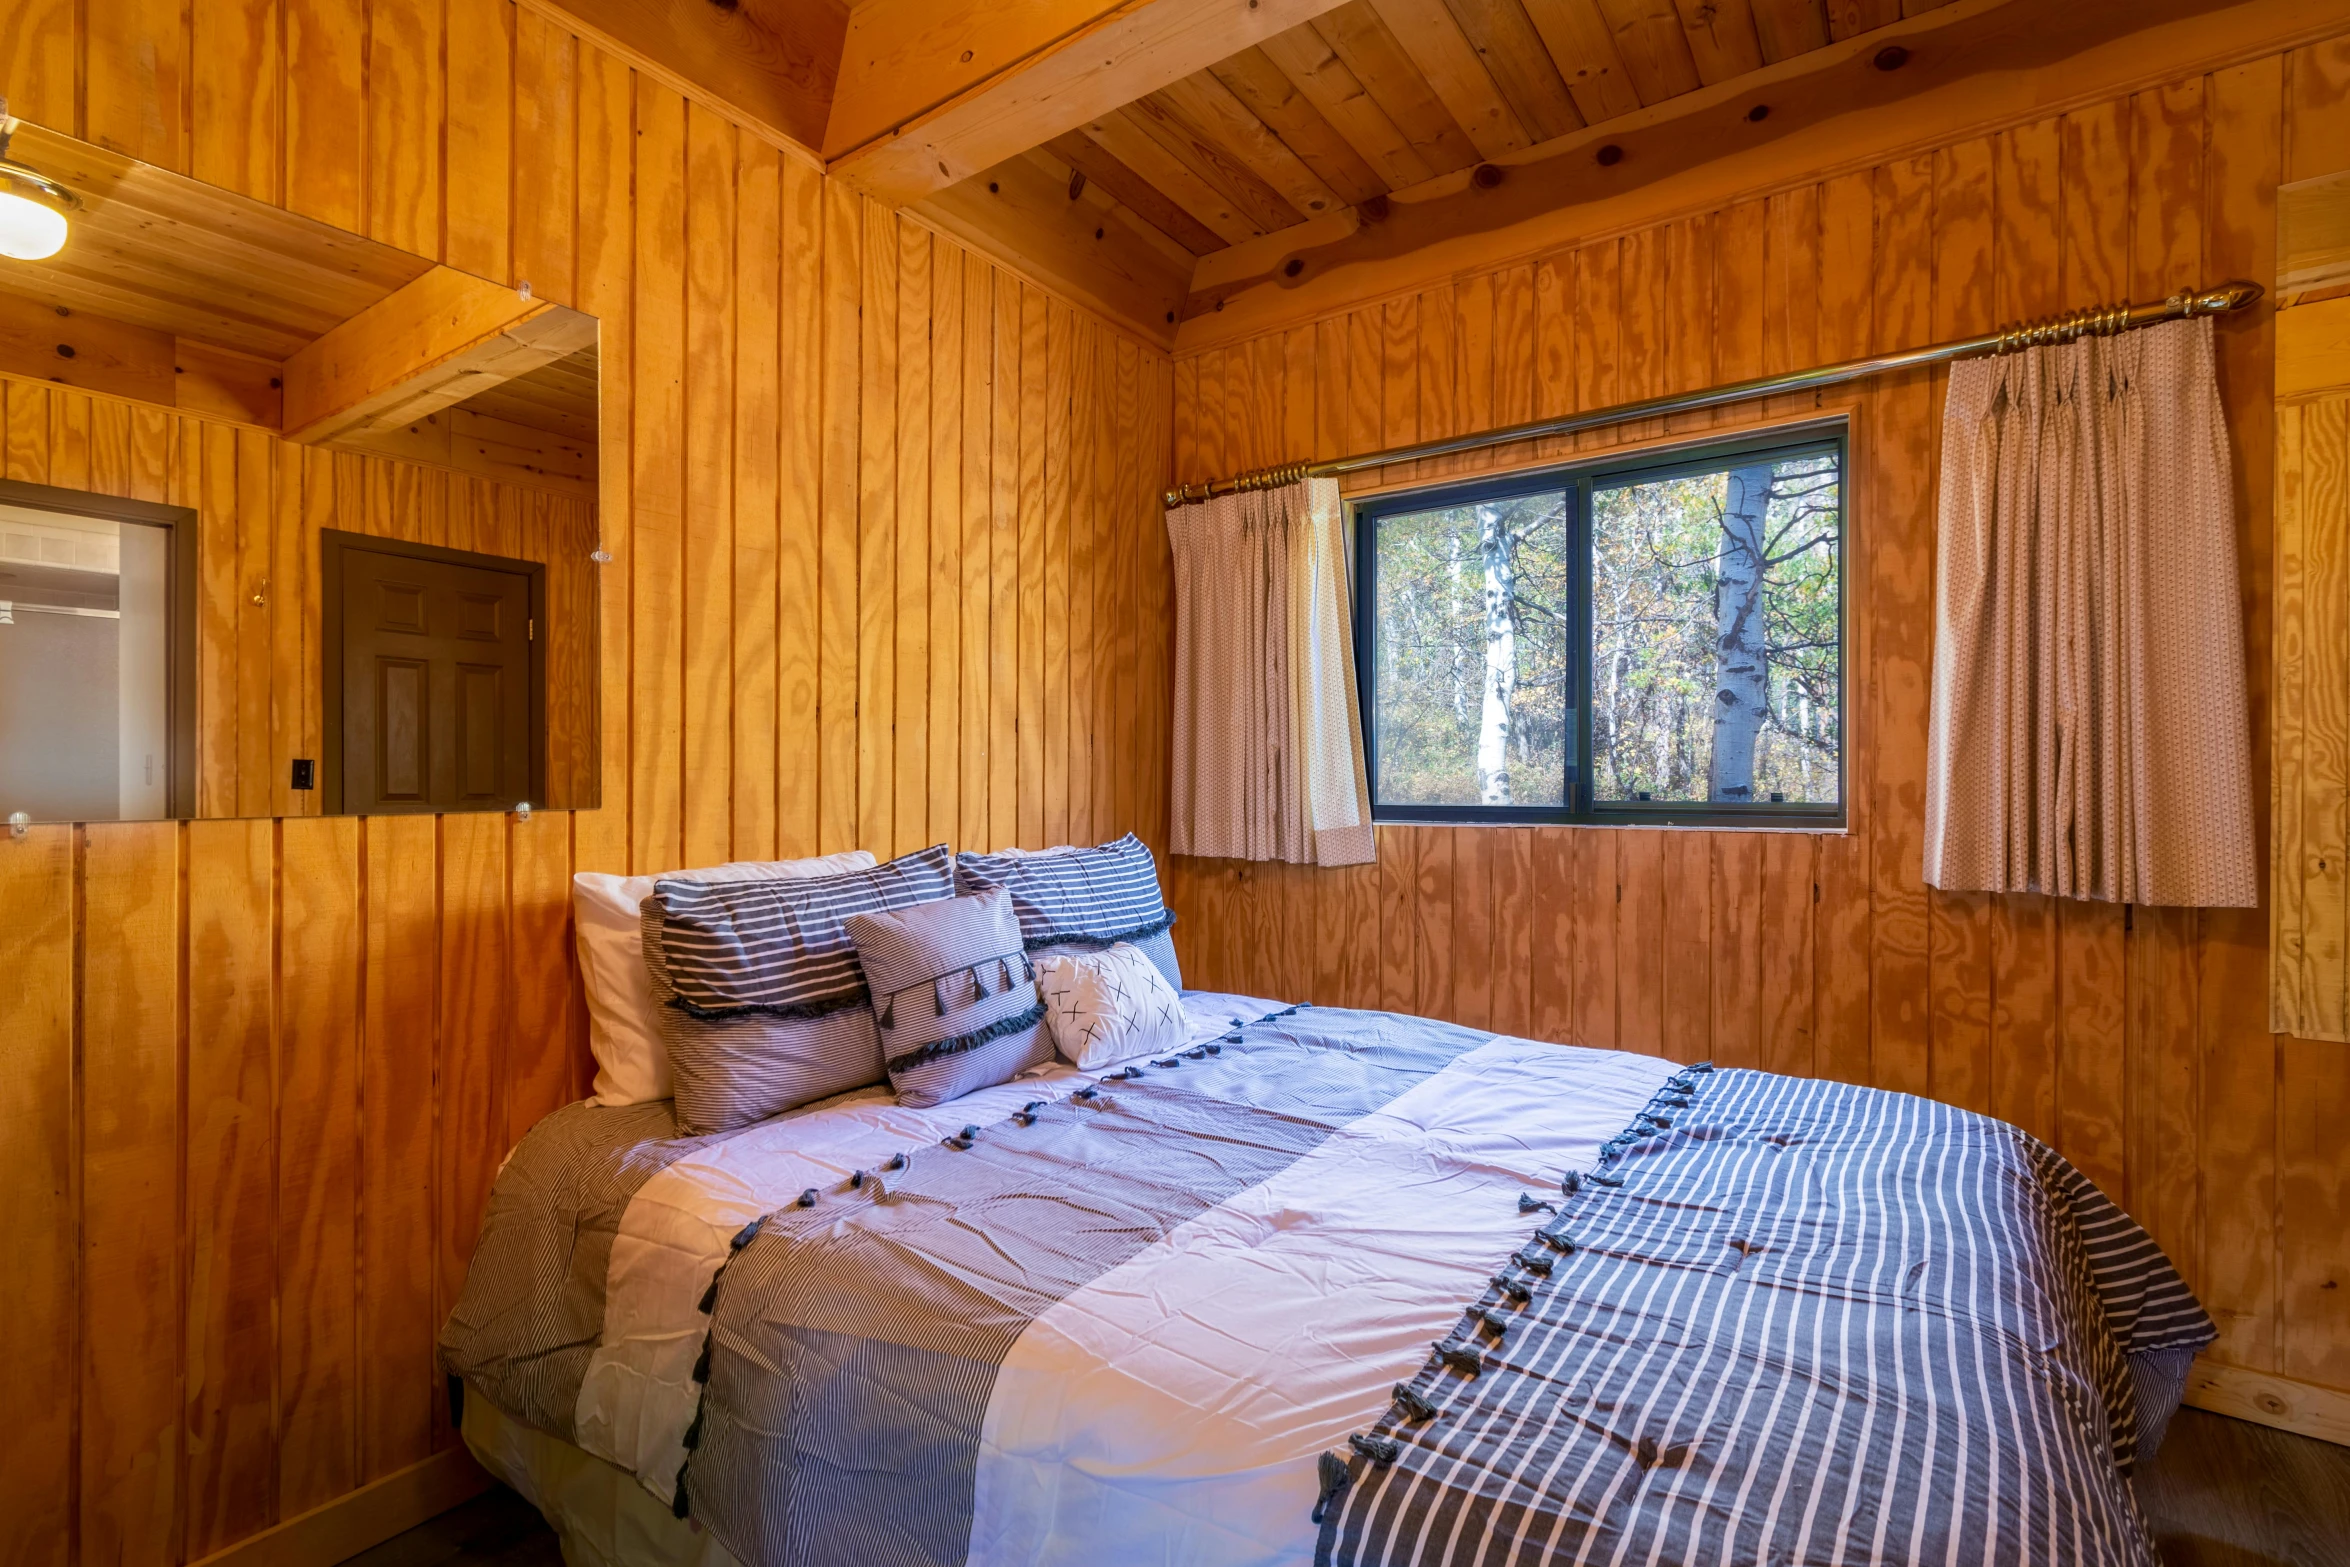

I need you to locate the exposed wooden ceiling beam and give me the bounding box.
[282,267,597,446]
[823,0,1359,207]
[523,0,848,153]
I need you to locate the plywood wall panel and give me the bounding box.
[193,0,283,206]
[78,820,183,1567]
[358,814,437,1485]
[182,819,276,1558]
[682,105,739,873]
[1166,36,2350,1406]
[894,224,933,860]
[2,824,77,1567]
[275,816,360,1521]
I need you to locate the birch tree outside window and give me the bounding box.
[1355,429,1845,828]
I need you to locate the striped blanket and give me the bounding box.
[442,1002,2208,1567]
[1315,1065,2210,1567]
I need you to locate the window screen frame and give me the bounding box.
[1352,422,1850,831]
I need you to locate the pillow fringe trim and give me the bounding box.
[886,1001,1050,1074]
[1017,910,1178,952]
[665,987,869,1024]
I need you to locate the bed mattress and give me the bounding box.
[444,994,2209,1567]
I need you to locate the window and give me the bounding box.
[1355,428,1845,827]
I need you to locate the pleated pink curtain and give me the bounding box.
[1167,477,1375,866]
[1924,315,2255,906]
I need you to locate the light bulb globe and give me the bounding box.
[0,186,66,261]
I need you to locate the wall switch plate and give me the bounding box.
[291,758,315,790]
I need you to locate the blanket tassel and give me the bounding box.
[1311,1450,1353,1524]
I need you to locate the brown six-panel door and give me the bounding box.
[337,543,536,814]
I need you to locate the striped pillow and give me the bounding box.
[954,833,1181,991]
[651,844,955,1019]
[645,846,955,1133]
[845,888,1054,1109]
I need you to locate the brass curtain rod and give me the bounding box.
[1161,281,2264,510]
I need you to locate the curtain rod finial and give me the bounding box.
[2190,280,2263,316]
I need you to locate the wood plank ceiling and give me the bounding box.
[986,0,1928,264]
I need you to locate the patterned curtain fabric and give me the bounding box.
[1168,476,1375,866]
[1925,315,2254,906]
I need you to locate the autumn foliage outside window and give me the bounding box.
[1356,431,1845,828]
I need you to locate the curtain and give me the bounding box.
[1924,315,2255,906]
[1168,476,1375,866]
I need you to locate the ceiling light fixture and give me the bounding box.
[0,100,75,262]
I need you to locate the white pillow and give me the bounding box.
[573,851,878,1105]
[1032,942,1187,1071]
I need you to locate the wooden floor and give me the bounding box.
[338,1487,558,1567]
[2138,1409,2350,1567]
[353,1407,2349,1567]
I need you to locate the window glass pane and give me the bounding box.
[1589,450,1841,806]
[1372,489,1571,808]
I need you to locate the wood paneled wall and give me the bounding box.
[0,378,601,818]
[1165,37,2350,1400]
[2273,295,2350,1041]
[0,4,1174,1565]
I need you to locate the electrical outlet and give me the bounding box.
[291,758,315,790]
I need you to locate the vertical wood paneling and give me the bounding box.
[511,9,578,307]
[434,815,507,1447]
[2,824,76,1567]
[960,259,996,858]
[818,182,864,857]
[443,0,513,284]
[733,141,782,864]
[275,818,358,1519]
[192,0,282,204]
[682,105,738,872]
[1866,155,1934,1101]
[364,0,443,258]
[87,0,188,172]
[777,157,825,862]
[858,204,899,854]
[931,247,966,855]
[358,814,435,1483]
[895,224,932,859]
[631,82,688,875]
[183,820,275,1556]
[79,821,182,1567]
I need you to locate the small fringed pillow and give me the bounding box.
[844,887,1056,1108]
[1032,941,1187,1071]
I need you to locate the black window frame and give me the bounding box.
[1352,421,1849,830]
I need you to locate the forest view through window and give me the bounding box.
[1358,432,1844,826]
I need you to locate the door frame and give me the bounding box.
[0,476,199,819]
[321,528,548,816]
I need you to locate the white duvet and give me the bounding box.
[571,994,1677,1567]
